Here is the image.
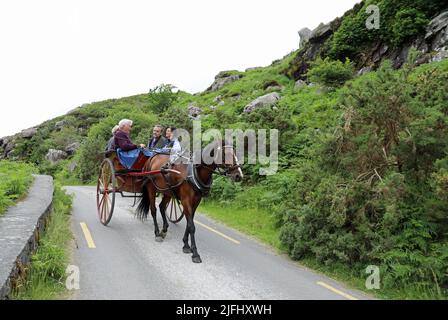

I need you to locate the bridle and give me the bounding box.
[200,145,241,177]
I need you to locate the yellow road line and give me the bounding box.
[316,281,358,300]
[195,220,241,245]
[80,222,96,249]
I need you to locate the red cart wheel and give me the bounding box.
[96,158,116,226]
[166,197,184,224]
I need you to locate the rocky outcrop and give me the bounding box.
[298,28,312,49]
[45,149,68,163]
[309,23,332,43]
[286,7,448,81]
[244,92,281,113]
[65,142,81,156]
[21,128,37,139]
[207,71,242,92]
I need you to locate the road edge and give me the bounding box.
[0,175,54,300]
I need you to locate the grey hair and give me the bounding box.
[111,125,120,134]
[154,124,163,130]
[118,119,133,129]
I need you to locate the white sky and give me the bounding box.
[0,0,359,137]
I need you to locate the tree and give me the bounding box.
[147,84,178,114]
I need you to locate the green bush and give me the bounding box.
[307,58,354,88]
[279,57,448,296]
[147,84,178,114]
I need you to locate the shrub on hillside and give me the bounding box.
[147,84,178,114]
[307,58,354,88]
[279,57,448,296]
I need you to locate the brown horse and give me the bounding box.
[136,140,243,263]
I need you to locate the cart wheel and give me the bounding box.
[96,158,116,226]
[166,197,184,224]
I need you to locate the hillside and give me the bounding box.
[1,0,448,298]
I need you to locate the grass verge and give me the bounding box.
[13,183,73,300]
[199,200,281,250]
[0,160,36,215]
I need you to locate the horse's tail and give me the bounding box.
[136,186,150,221]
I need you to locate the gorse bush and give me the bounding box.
[307,58,354,88]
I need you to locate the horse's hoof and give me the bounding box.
[155,236,164,242]
[183,247,192,254]
[192,256,202,263]
[160,232,167,239]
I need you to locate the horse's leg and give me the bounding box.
[158,194,171,239]
[184,195,202,263]
[149,186,162,242]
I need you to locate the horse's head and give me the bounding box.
[215,141,244,183]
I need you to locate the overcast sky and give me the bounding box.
[0,0,359,137]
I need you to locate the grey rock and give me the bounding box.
[65,142,81,155]
[208,75,241,92]
[245,67,262,72]
[310,23,332,42]
[45,149,68,163]
[218,101,225,106]
[213,95,222,103]
[21,128,37,139]
[55,120,66,130]
[294,80,307,90]
[244,92,281,113]
[357,67,372,76]
[298,27,312,48]
[432,49,448,62]
[425,11,448,40]
[188,104,202,119]
[265,85,284,92]
[214,70,239,79]
[4,141,15,156]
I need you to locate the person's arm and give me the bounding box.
[115,131,138,151]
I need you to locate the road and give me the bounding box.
[65,186,371,300]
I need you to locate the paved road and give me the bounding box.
[65,186,371,300]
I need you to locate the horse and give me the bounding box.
[136,140,243,263]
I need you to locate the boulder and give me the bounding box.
[46,149,68,163]
[244,92,281,113]
[65,142,81,155]
[55,120,66,130]
[309,23,332,42]
[188,104,202,119]
[425,11,448,41]
[213,95,222,103]
[218,101,225,106]
[3,140,16,158]
[245,67,262,72]
[298,27,312,48]
[208,74,242,92]
[294,80,307,90]
[21,128,37,139]
[214,70,239,79]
